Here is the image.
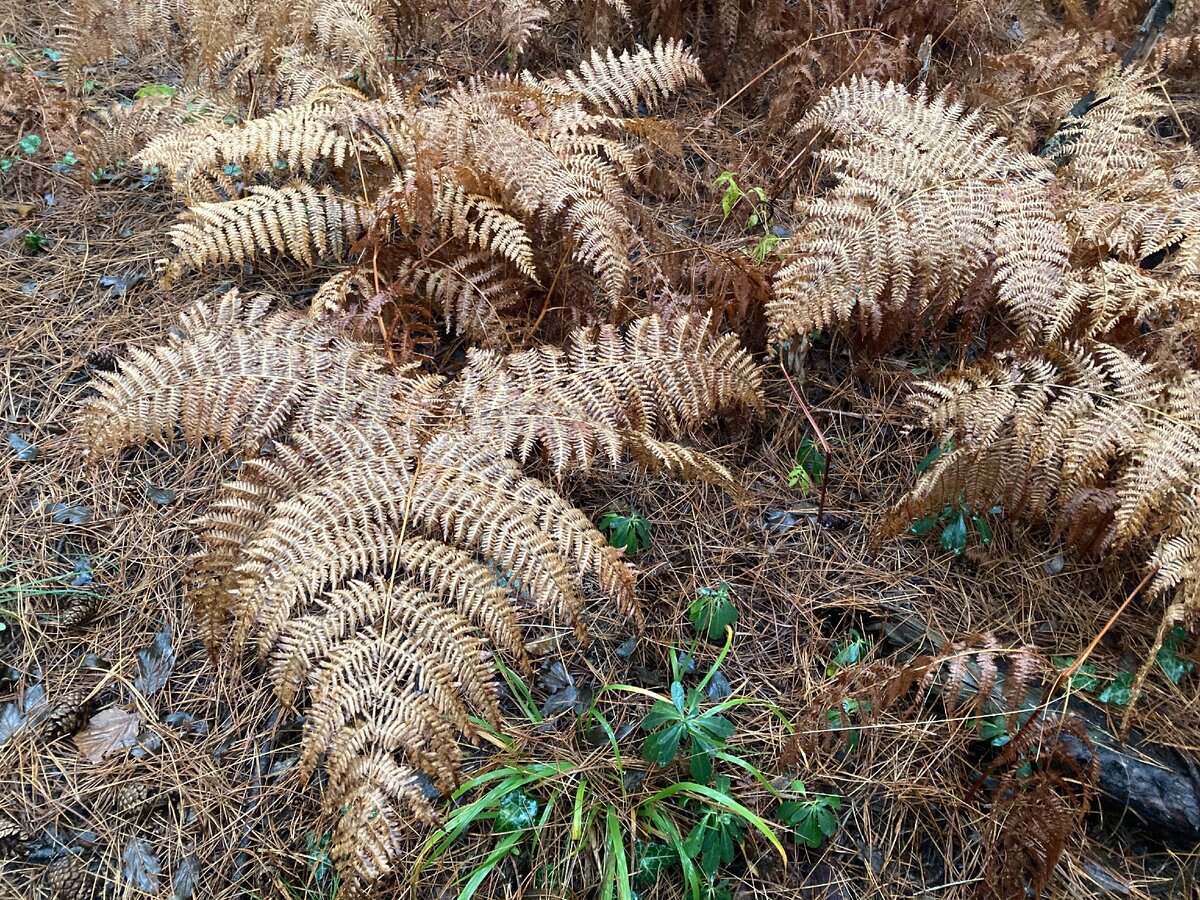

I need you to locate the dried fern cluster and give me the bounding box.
[765,71,1200,642]
[126,41,702,347]
[76,289,763,889]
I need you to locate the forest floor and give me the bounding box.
[2,3,1200,900]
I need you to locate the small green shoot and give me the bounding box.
[826,629,868,676]
[787,435,826,495]
[24,232,48,252]
[599,509,651,555]
[713,171,782,262]
[688,582,737,642]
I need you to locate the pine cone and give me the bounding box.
[39,688,93,741]
[83,346,122,372]
[59,594,100,630]
[115,781,153,817]
[0,810,21,848]
[45,853,99,899]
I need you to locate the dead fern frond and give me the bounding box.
[74,296,760,891]
[163,185,368,284]
[75,290,441,457]
[551,38,703,115]
[771,78,1064,348]
[454,313,763,481]
[893,345,1200,627]
[982,714,1098,898]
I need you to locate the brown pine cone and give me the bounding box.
[59,594,100,630]
[39,688,93,741]
[83,346,122,372]
[0,810,21,847]
[45,853,99,899]
[115,781,153,817]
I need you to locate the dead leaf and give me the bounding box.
[73,707,141,763]
[134,628,175,697]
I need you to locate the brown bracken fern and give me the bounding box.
[74,289,762,890]
[133,39,704,347]
[769,78,1068,349]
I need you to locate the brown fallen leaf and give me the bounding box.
[73,707,141,763]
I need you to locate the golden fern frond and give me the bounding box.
[75,290,440,457]
[493,0,550,54]
[309,0,393,81]
[1053,67,1167,182]
[554,38,703,114]
[137,88,384,196]
[426,175,538,281]
[74,297,762,893]
[454,314,764,479]
[163,185,367,284]
[893,346,1200,631]
[770,78,1063,347]
[270,577,498,719]
[1055,69,1200,274]
[1153,502,1200,627]
[400,250,526,341]
[418,430,638,622]
[328,765,434,884]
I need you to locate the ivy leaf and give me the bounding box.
[1051,656,1101,692]
[495,789,538,832]
[971,513,994,546]
[1157,627,1195,685]
[827,630,867,676]
[635,840,676,884]
[1098,671,1134,706]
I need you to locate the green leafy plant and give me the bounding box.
[776,784,842,849]
[24,232,48,252]
[134,83,177,99]
[18,133,41,155]
[642,681,736,784]
[688,582,737,642]
[1157,626,1195,686]
[713,171,782,263]
[682,776,743,877]
[826,629,868,676]
[417,667,785,900]
[1098,672,1135,706]
[787,434,826,494]
[910,502,998,555]
[599,509,651,555]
